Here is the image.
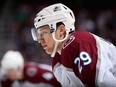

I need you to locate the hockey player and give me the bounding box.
[0,50,61,87]
[31,3,116,87]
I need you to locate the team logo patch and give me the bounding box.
[26,67,38,77]
[53,6,61,12]
[63,35,75,49]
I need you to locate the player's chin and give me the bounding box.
[45,49,52,54]
[9,76,17,81]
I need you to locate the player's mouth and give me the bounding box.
[43,45,48,49]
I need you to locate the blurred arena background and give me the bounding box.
[0,0,115,65]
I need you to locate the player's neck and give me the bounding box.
[17,66,24,80]
[57,35,70,54]
[57,42,64,55]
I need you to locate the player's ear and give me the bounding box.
[57,24,66,37]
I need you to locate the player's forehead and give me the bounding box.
[37,25,50,33]
[4,68,16,74]
[7,68,16,71]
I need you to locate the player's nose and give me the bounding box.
[37,38,44,44]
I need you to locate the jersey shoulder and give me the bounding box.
[61,31,97,68]
[61,31,98,85]
[24,62,56,83]
[24,62,39,80]
[62,31,95,50]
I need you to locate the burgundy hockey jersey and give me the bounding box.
[52,31,116,87]
[1,62,61,87]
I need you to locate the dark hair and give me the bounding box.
[56,22,64,27]
[56,22,74,34]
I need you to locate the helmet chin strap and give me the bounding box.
[51,32,69,57]
[51,41,58,57]
[52,32,69,42]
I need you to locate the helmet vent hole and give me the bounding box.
[63,6,67,10]
[70,12,73,18]
[69,28,74,34]
[42,18,45,20]
[38,19,41,22]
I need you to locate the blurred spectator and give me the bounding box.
[106,15,116,45]
[77,9,95,32]
[96,9,113,37]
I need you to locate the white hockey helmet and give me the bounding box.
[1,50,24,72]
[32,3,75,41]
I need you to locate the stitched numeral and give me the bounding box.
[74,51,92,73]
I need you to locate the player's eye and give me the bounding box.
[39,31,50,38]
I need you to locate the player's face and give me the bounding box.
[37,24,66,55]
[37,25,55,54]
[6,66,23,80]
[6,69,17,80]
